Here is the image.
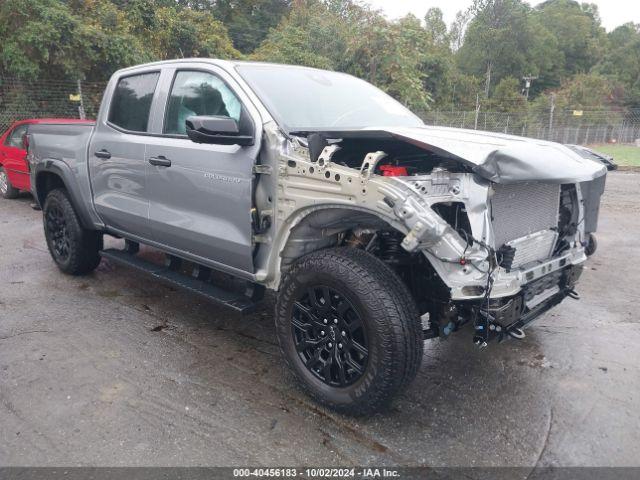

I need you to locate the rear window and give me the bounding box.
[108,72,160,132]
[5,124,28,149]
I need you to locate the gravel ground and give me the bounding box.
[0,172,638,467]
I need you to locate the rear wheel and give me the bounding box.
[275,247,423,415]
[0,167,19,199]
[585,232,597,256]
[43,188,102,275]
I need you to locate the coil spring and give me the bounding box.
[380,232,402,262]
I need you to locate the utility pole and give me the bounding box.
[549,93,556,141]
[451,83,456,113]
[484,60,492,98]
[474,93,480,130]
[522,74,538,101]
[77,79,86,120]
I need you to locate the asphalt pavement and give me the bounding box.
[0,172,638,467]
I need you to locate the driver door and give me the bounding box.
[145,66,260,275]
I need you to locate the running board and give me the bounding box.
[100,248,259,314]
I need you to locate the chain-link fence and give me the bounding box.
[420,109,640,145]
[2,77,640,146]
[0,78,107,132]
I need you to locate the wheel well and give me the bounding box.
[280,208,390,269]
[280,208,451,315]
[35,172,66,206]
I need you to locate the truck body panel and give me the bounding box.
[27,58,606,343]
[1,119,92,194]
[29,122,100,228]
[88,125,149,235]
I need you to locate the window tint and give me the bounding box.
[108,72,160,132]
[6,124,28,149]
[164,71,242,135]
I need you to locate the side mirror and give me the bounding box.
[185,115,254,146]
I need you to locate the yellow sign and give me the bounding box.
[69,94,81,102]
[572,110,583,116]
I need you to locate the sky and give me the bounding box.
[362,0,640,32]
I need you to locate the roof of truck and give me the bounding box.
[113,58,338,75]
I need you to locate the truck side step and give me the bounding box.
[100,248,259,314]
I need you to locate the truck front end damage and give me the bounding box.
[262,124,606,346]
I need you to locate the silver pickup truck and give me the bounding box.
[28,59,606,415]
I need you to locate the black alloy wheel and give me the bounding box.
[45,203,71,262]
[43,188,102,275]
[275,247,424,415]
[292,285,369,387]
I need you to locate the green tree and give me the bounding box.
[0,0,146,79]
[554,73,621,109]
[253,1,432,110]
[529,73,624,128]
[250,0,351,69]
[364,14,432,109]
[449,9,471,52]
[595,23,640,108]
[447,72,484,111]
[487,76,527,111]
[0,0,239,81]
[145,5,240,60]
[211,0,292,53]
[424,7,448,46]
[0,0,635,120]
[456,0,559,98]
[420,8,456,109]
[534,0,607,79]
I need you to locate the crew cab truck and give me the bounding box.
[27,59,606,415]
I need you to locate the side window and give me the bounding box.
[108,72,160,132]
[164,70,242,135]
[6,124,28,149]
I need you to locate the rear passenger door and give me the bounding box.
[144,65,261,275]
[89,70,160,239]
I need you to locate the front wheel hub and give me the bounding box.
[291,286,369,387]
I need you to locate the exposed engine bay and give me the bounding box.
[256,124,607,346]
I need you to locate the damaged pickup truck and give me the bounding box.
[27,60,606,414]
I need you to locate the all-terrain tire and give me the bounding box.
[43,188,103,275]
[0,166,20,199]
[275,247,423,415]
[585,232,598,256]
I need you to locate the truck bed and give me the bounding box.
[28,121,99,228]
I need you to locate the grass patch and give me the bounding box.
[587,144,640,166]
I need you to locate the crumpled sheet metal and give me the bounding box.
[472,144,607,184]
[385,126,607,184]
[327,125,608,184]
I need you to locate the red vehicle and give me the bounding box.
[0,119,90,199]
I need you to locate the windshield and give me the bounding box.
[236,64,424,132]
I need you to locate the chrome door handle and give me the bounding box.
[95,149,111,159]
[148,156,171,167]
